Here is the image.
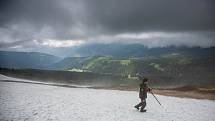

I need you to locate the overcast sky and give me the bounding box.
[0,0,215,54]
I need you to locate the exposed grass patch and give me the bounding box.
[68,68,85,72]
[149,63,164,71]
[119,60,131,66]
[83,56,112,69]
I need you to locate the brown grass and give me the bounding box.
[152,89,215,100]
[91,85,215,100]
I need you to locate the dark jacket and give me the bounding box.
[139,83,150,99]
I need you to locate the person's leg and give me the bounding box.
[135,102,142,109]
[140,99,146,112]
[135,98,143,109]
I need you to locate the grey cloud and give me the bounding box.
[84,0,215,33]
[0,0,73,27]
[0,0,214,51]
[0,39,29,48]
[86,31,215,48]
[0,0,85,40]
[1,0,215,34]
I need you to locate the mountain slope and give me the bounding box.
[53,54,215,86]
[1,46,214,86]
[0,51,61,69]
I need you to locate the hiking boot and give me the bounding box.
[134,105,139,110]
[140,109,146,112]
[140,108,146,112]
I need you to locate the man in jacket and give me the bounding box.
[134,78,151,112]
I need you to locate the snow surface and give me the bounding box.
[0,74,92,88]
[0,75,215,121]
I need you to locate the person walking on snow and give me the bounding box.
[135,78,151,112]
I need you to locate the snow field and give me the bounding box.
[0,76,215,121]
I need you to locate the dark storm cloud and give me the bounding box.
[1,0,215,33]
[0,0,215,51]
[83,0,215,33]
[0,0,74,27]
[0,0,85,41]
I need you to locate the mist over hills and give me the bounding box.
[65,44,215,57]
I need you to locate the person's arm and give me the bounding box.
[147,85,151,92]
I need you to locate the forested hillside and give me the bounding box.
[52,54,215,86]
[0,51,61,69]
[1,47,215,87]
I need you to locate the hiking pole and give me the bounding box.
[150,91,162,106]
